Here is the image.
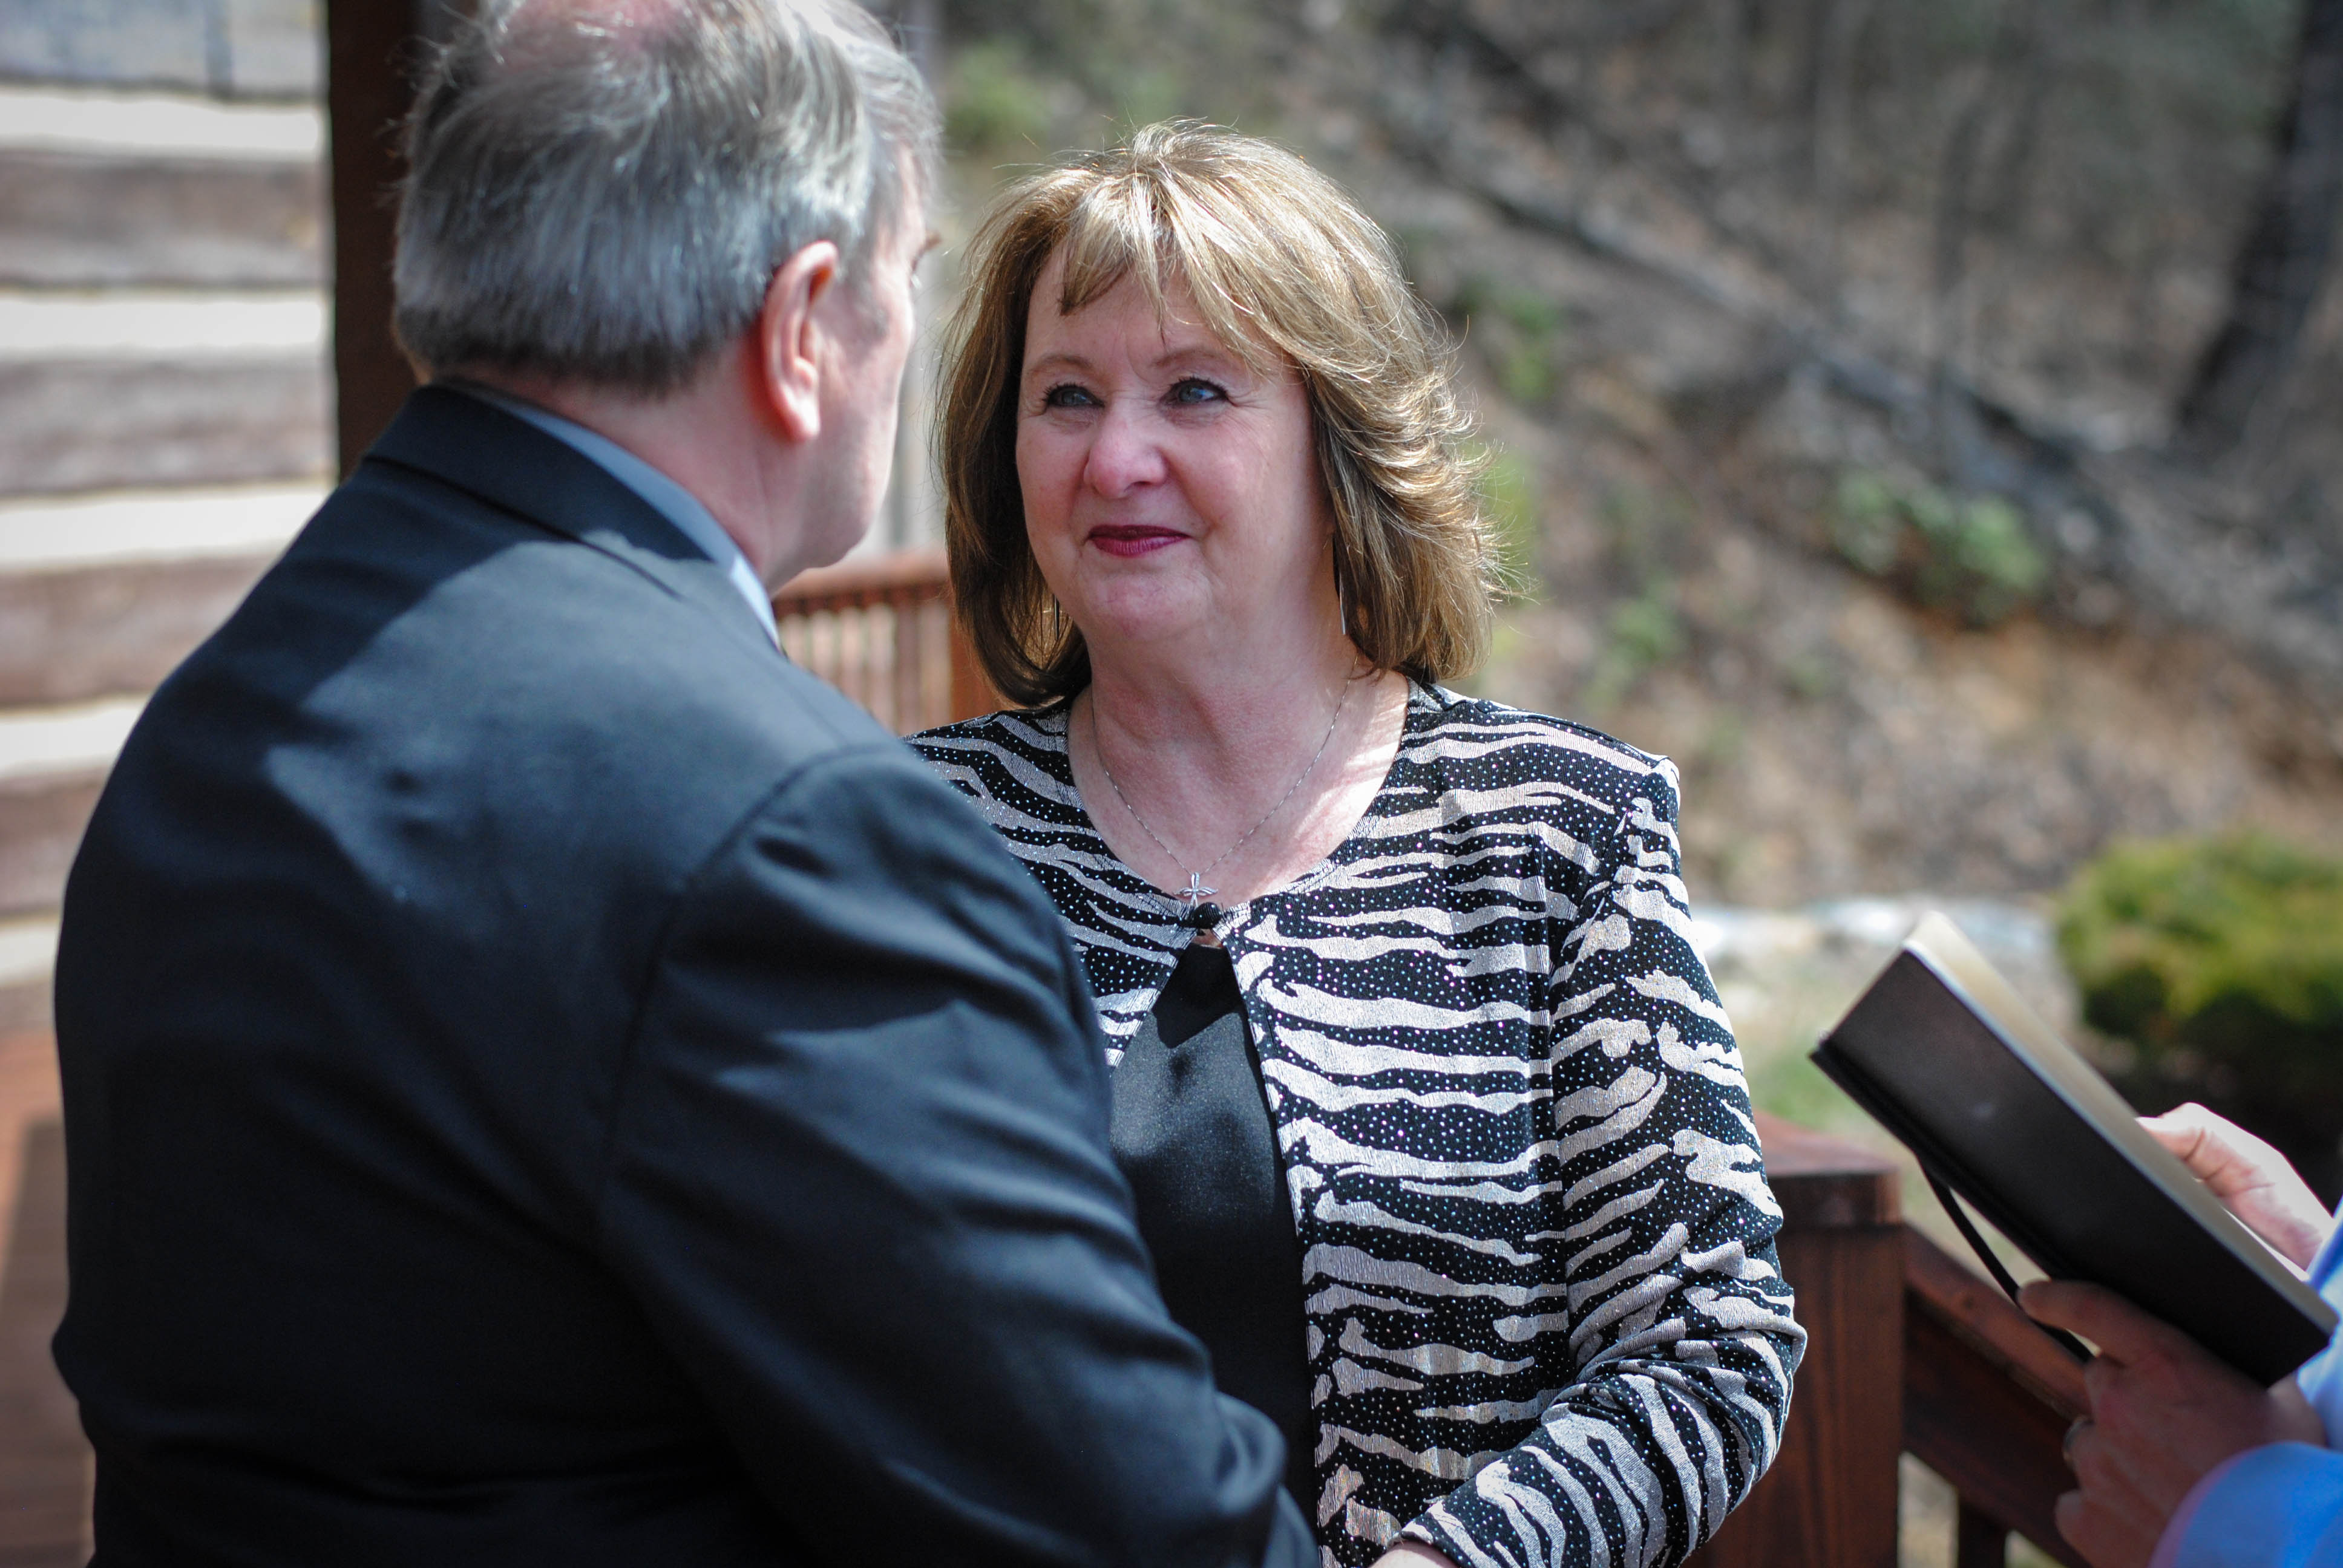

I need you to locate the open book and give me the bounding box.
[1812,911,2337,1385]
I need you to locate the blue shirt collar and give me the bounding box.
[448,382,781,647]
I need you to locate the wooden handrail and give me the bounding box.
[767,547,998,733]
[773,546,952,613]
[1689,1117,2094,1568]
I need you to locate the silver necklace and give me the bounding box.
[1089,681,1351,928]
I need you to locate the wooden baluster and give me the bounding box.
[890,597,918,733]
[1956,1498,2010,1568]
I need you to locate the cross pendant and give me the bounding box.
[1177,872,1219,912]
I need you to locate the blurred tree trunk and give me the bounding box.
[2173,0,2343,463]
[1810,0,1877,294]
[1931,0,2036,396]
[1713,0,1749,123]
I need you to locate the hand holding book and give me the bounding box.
[1812,913,2337,1386]
[1817,922,2343,1567]
[2139,1103,2335,1273]
[2016,1104,2332,1568]
[2020,1269,2325,1568]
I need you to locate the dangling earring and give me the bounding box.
[1049,595,1066,645]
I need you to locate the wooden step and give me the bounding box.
[0,1111,82,1568]
[0,776,101,923]
[0,150,321,289]
[0,358,327,495]
[0,986,47,1040]
[0,555,272,708]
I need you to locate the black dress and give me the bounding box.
[1109,938,1319,1525]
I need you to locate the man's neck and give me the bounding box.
[453,353,815,587]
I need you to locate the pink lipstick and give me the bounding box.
[1086,524,1186,558]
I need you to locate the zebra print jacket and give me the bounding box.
[912,685,1803,1568]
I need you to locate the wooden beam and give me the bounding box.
[0,556,278,709]
[326,1,430,476]
[0,775,106,921]
[0,151,323,289]
[0,360,327,498]
[0,1117,79,1564]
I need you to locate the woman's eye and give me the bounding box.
[1167,377,1228,407]
[1040,384,1098,410]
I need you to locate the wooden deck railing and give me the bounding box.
[1904,1226,2089,1568]
[769,546,998,734]
[1690,1113,2089,1568]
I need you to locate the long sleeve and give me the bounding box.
[2154,1202,2343,1568]
[2157,1446,2343,1568]
[594,744,1316,1567]
[1403,762,1806,1568]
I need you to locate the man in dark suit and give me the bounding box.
[52,2,1314,1563]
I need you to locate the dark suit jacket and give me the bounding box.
[54,387,1314,1567]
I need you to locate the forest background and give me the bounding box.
[15,0,2343,1222]
[11,0,2343,1234]
[915,0,2343,902]
[899,0,2343,1206]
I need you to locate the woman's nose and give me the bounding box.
[1080,403,1165,497]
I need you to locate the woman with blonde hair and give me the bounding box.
[913,122,1801,1568]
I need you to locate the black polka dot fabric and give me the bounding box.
[913,683,1805,1568]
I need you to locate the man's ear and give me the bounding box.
[755,239,843,443]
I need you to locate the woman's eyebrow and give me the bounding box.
[1021,351,1093,381]
[1149,342,1247,375]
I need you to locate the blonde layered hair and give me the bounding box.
[939,122,1495,707]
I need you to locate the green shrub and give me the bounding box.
[1832,470,2048,626]
[2058,834,2343,1193]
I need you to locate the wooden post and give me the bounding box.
[1688,1114,1904,1568]
[945,621,999,724]
[326,1,437,475]
[1903,1228,2089,1568]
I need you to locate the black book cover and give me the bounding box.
[1812,912,2335,1386]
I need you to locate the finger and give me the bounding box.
[2139,1104,2217,1168]
[2063,1416,2092,1472]
[2059,1484,2163,1568]
[2055,1489,2129,1568]
[2054,1488,2087,1548]
[2083,1350,2121,1407]
[2141,1104,2289,1194]
[2019,1279,2189,1365]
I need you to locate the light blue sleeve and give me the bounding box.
[2166,1199,2343,1568]
[2166,1445,2343,1568]
[2301,1208,2343,1447]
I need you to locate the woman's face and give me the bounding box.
[1014,248,1335,661]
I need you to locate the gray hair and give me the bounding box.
[393,0,939,392]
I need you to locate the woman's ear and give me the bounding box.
[755,240,843,443]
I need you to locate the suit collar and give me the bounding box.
[362,384,780,658]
